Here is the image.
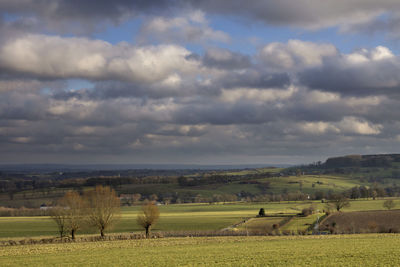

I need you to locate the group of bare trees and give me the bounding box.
[50,186,121,239]
[51,185,159,239]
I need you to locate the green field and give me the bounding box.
[1,199,400,239]
[1,234,400,266]
[280,213,322,231]
[236,217,284,232]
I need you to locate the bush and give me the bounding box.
[258,208,266,217]
[301,206,315,216]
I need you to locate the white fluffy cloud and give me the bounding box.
[298,117,382,136]
[338,117,383,135]
[0,34,200,83]
[139,11,230,44]
[260,40,337,70]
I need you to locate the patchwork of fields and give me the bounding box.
[0,172,374,208]
[1,199,399,238]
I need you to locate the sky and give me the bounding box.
[1,0,400,165]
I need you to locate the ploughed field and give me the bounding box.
[321,210,400,233]
[1,234,400,266]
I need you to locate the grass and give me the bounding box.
[263,174,366,194]
[236,217,284,232]
[280,213,322,231]
[1,234,400,266]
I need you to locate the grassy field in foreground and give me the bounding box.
[1,234,400,266]
[1,199,400,238]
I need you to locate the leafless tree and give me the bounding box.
[327,194,350,211]
[50,206,68,238]
[137,203,160,238]
[84,185,121,237]
[61,191,84,240]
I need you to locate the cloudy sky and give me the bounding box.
[1,0,400,165]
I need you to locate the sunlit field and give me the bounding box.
[1,235,400,266]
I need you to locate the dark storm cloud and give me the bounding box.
[298,52,400,96]
[0,0,174,33]
[2,0,400,34]
[202,48,251,70]
[186,0,400,30]
[172,96,290,125]
[0,90,49,121]
[340,14,400,40]
[220,71,291,89]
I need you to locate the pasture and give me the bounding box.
[1,234,400,266]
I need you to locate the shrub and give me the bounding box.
[301,206,315,216]
[258,208,266,217]
[383,199,395,210]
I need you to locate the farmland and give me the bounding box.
[321,210,400,233]
[1,199,400,239]
[1,235,400,266]
[1,157,400,266]
[0,172,374,208]
[4,155,400,210]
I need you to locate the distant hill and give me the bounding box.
[324,154,400,168]
[0,163,293,173]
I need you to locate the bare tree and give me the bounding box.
[61,191,84,240]
[137,203,160,238]
[84,185,121,237]
[383,199,396,210]
[50,206,68,238]
[327,194,350,211]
